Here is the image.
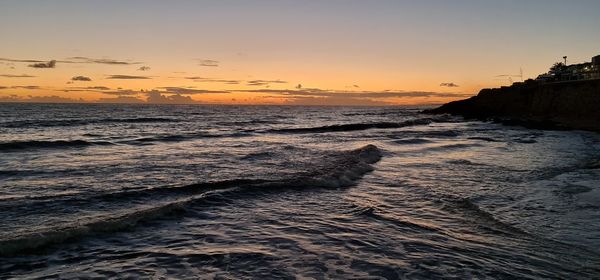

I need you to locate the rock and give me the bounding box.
[425,79,600,131]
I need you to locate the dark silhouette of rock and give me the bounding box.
[425,79,600,131]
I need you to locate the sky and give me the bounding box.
[1,0,599,105]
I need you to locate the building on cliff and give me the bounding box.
[536,54,600,83]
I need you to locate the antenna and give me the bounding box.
[519,67,523,82]
[495,67,524,83]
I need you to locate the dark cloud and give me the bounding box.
[29,60,56,68]
[68,57,141,65]
[98,89,140,96]
[72,76,92,81]
[0,58,46,63]
[63,86,111,92]
[246,80,287,86]
[440,82,460,88]
[63,86,227,97]
[158,87,230,94]
[85,86,111,90]
[62,86,137,96]
[106,75,151,80]
[185,77,241,85]
[197,59,219,67]
[0,74,36,78]
[2,57,141,66]
[12,85,40,90]
[137,66,151,71]
[0,85,44,90]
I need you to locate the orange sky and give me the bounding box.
[1,1,599,105]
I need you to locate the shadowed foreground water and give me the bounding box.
[1,104,599,279]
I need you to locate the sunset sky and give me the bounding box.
[1,0,599,105]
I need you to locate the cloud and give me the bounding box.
[3,57,142,67]
[0,74,36,78]
[62,86,138,96]
[106,75,151,80]
[197,59,219,67]
[63,86,227,97]
[62,86,111,92]
[68,57,141,65]
[97,96,145,104]
[85,86,111,90]
[280,96,392,106]
[185,77,241,85]
[0,94,19,101]
[29,60,56,68]
[98,89,140,96]
[0,58,46,63]
[235,88,470,99]
[137,66,151,71]
[11,85,40,90]
[0,94,82,103]
[440,82,460,88]
[246,80,287,86]
[158,87,230,94]
[72,76,92,81]
[145,91,197,104]
[0,85,42,90]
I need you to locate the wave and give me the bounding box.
[348,204,441,233]
[0,191,226,257]
[0,139,114,152]
[119,132,254,145]
[440,196,529,236]
[512,138,537,144]
[1,132,256,152]
[468,136,501,142]
[0,144,382,256]
[271,118,435,134]
[0,117,178,128]
[426,143,482,151]
[392,138,433,145]
[446,159,480,165]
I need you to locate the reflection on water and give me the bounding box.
[1,104,599,278]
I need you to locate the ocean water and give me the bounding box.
[1,103,599,279]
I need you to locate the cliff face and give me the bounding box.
[427,79,600,131]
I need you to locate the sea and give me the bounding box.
[0,103,599,279]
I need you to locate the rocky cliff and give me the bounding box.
[426,79,600,131]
